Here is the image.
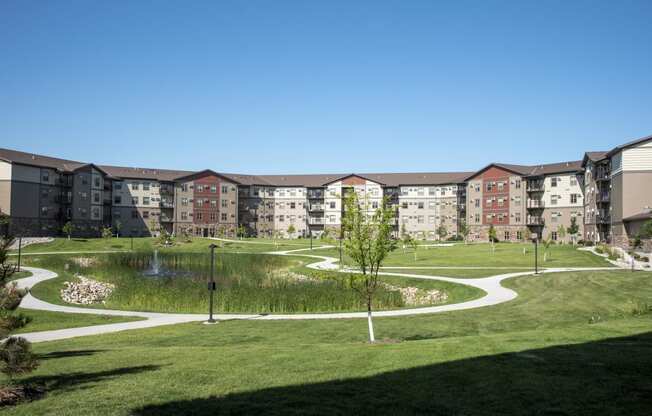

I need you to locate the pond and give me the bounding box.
[54,251,406,314]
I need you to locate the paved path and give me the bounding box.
[12,244,619,343]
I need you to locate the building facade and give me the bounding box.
[1,134,651,247]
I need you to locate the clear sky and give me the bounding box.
[1,1,651,174]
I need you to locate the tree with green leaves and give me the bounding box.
[639,219,652,239]
[101,227,113,239]
[568,217,579,245]
[436,224,448,241]
[342,192,396,343]
[0,213,10,237]
[459,220,469,244]
[0,236,39,387]
[488,224,497,243]
[114,220,122,238]
[557,225,567,244]
[62,221,74,240]
[543,238,553,262]
[400,224,411,254]
[287,224,296,239]
[523,227,532,242]
[236,224,247,240]
[409,237,419,261]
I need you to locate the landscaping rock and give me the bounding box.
[8,237,53,250]
[60,276,115,305]
[383,283,448,306]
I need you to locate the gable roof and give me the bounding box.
[172,169,241,184]
[464,163,533,181]
[528,160,583,176]
[606,134,652,157]
[98,165,195,181]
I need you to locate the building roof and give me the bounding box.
[606,134,652,157]
[528,160,583,176]
[0,147,85,172]
[622,209,652,222]
[98,165,195,182]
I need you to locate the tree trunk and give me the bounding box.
[367,301,375,343]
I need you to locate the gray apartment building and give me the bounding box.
[1,134,651,248]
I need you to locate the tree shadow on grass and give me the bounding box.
[22,365,162,394]
[133,333,652,415]
[36,349,107,361]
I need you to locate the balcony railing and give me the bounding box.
[308,217,324,225]
[160,216,174,223]
[597,215,611,224]
[160,185,175,195]
[307,191,324,199]
[309,204,324,212]
[160,201,175,208]
[527,199,545,209]
[598,193,610,202]
[526,217,544,226]
[596,170,611,181]
[526,182,545,192]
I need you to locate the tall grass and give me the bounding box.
[35,252,405,314]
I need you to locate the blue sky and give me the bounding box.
[1,1,651,174]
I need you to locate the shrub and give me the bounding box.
[595,246,604,254]
[101,227,113,239]
[446,235,463,242]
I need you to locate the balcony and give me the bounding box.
[597,215,611,224]
[307,190,324,199]
[526,182,545,192]
[596,170,611,181]
[527,199,545,209]
[160,216,174,223]
[526,216,544,226]
[55,177,74,187]
[160,200,175,209]
[308,217,325,225]
[597,193,610,203]
[55,195,73,204]
[309,204,324,212]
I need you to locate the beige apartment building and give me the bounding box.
[1,133,650,248]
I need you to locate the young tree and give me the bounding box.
[0,236,39,385]
[488,224,497,243]
[101,227,113,239]
[568,217,579,245]
[639,219,652,239]
[237,224,247,240]
[114,220,122,238]
[459,220,469,244]
[543,238,553,262]
[62,221,74,240]
[409,238,419,261]
[436,224,448,241]
[557,225,567,245]
[400,224,411,255]
[342,192,396,343]
[287,224,296,239]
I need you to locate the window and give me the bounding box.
[181,197,188,206]
[114,182,122,190]
[221,199,228,208]
[94,177,101,187]
[570,194,578,204]
[329,201,336,209]
[486,182,493,192]
[551,231,558,241]
[210,213,217,221]
[475,199,480,208]
[181,212,188,220]
[475,214,480,223]
[181,183,189,192]
[143,197,150,206]
[42,171,50,182]
[41,206,48,215]
[209,185,216,193]
[209,200,217,207]
[418,202,424,209]
[504,231,510,240]
[401,202,408,209]
[372,201,379,209]
[515,212,521,223]
[81,175,88,185]
[132,182,139,190]
[132,197,139,205]
[429,201,436,209]
[570,177,578,186]
[417,188,424,196]
[114,195,122,204]
[80,192,88,200]
[143,211,149,219]
[196,212,202,220]
[428,215,435,224]
[515,179,521,189]
[550,195,559,206]
[290,202,296,209]
[514,196,521,206]
[402,216,408,224]
[93,192,100,203]
[92,207,100,220]
[497,182,504,191]
[417,215,424,224]
[428,187,435,196]
[221,213,227,221]
[551,177,559,187]
[279,215,285,222]
[517,231,523,240]
[222,185,228,193]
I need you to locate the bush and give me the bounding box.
[595,246,604,254]
[641,256,650,263]
[583,241,594,247]
[446,235,463,242]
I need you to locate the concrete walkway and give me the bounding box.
[12,245,619,343]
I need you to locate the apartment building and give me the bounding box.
[465,161,584,243]
[1,133,650,247]
[583,135,652,246]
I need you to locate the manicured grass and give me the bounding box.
[380,268,532,278]
[3,270,652,415]
[13,309,144,334]
[312,242,614,268]
[8,270,33,281]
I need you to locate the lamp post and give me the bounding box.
[339,237,343,269]
[207,243,218,323]
[130,235,134,251]
[17,235,22,272]
[532,234,538,275]
[310,230,313,250]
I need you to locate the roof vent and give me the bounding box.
[31,155,36,160]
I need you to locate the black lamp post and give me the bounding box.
[310,230,313,250]
[17,235,22,272]
[532,234,538,274]
[339,238,343,269]
[207,243,218,323]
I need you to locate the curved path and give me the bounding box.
[13,245,617,343]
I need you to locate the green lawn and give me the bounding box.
[313,242,614,268]
[13,309,144,334]
[3,270,652,415]
[8,270,33,281]
[379,268,532,278]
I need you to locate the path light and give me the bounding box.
[532,233,539,275]
[205,243,218,324]
[17,235,22,272]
